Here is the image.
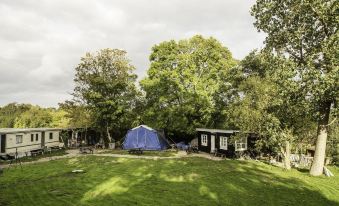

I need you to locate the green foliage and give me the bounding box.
[251,0,338,174]
[251,0,338,119]
[14,106,53,128]
[327,117,339,165]
[50,109,70,128]
[0,103,30,127]
[0,103,69,128]
[226,51,317,156]
[58,101,92,129]
[73,48,140,141]
[141,35,237,137]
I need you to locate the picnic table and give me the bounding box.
[50,146,61,152]
[0,154,15,161]
[128,148,143,155]
[95,143,104,149]
[79,147,94,154]
[31,149,44,157]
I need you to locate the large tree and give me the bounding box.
[252,0,338,175]
[227,51,317,169]
[140,35,237,139]
[72,49,139,143]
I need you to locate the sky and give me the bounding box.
[0,0,265,107]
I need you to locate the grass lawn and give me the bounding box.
[99,149,178,157]
[0,156,338,206]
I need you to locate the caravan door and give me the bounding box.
[0,134,6,153]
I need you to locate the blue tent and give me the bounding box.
[122,125,169,150]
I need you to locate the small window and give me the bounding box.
[31,134,34,142]
[36,134,38,141]
[201,134,208,146]
[235,137,247,151]
[220,136,227,150]
[49,133,53,140]
[16,135,23,144]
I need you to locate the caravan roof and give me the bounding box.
[0,128,63,134]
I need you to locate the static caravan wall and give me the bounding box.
[5,132,42,154]
[44,131,60,148]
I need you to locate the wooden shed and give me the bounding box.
[196,128,257,158]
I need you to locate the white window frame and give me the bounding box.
[16,135,23,144]
[235,137,247,151]
[219,136,228,150]
[201,134,208,146]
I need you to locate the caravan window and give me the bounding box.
[31,134,34,142]
[16,135,23,144]
[201,134,208,146]
[220,136,227,150]
[49,133,53,140]
[235,137,247,151]
[36,134,39,141]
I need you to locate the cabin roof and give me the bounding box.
[0,128,63,134]
[196,128,239,134]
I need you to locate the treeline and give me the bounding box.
[0,103,69,128]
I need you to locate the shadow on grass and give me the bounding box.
[79,158,338,206]
[0,156,337,206]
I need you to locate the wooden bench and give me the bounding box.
[128,148,143,155]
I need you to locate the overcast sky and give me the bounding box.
[0,0,265,107]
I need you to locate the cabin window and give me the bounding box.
[16,135,23,144]
[220,136,227,150]
[36,134,38,141]
[49,133,53,140]
[31,134,34,142]
[201,134,208,146]
[235,137,247,151]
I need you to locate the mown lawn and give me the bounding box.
[0,156,338,206]
[99,149,178,157]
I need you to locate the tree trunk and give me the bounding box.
[284,141,291,170]
[281,141,291,170]
[310,101,331,176]
[106,124,112,143]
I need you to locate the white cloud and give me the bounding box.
[0,0,265,107]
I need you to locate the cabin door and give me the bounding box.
[210,135,215,152]
[0,134,6,153]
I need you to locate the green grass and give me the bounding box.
[0,156,338,206]
[99,149,178,157]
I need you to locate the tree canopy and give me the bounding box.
[72,48,140,142]
[251,0,338,175]
[140,35,237,138]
